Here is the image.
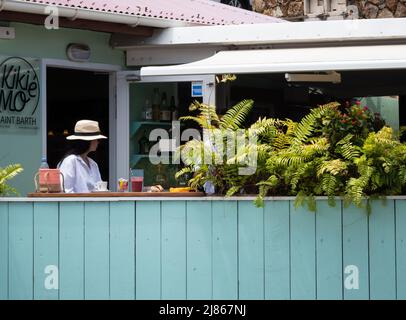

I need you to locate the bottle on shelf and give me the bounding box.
[37,156,50,193]
[152,88,160,121]
[40,156,49,169]
[160,92,171,122]
[154,164,168,189]
[138,130,150,155]
[143,98,153,121]
[170,95,178,121]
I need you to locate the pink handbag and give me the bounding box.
[34,169,65,193]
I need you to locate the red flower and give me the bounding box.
[355,101,361,106]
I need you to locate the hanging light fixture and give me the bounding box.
[285,71,341,84]
[66,43,91,62]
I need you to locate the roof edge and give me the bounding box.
[122,18,406,47]
[3,0,199,28]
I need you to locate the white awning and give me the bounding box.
[140,45,406,77]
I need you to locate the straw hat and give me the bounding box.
[66,120,107,141]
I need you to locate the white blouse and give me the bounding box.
[58,154,102,193]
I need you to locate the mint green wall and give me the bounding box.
[2,22,124,64]
[0,23,125,196]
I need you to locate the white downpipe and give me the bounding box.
[2,0,194,28]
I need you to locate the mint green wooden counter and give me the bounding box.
[1,196,405,300]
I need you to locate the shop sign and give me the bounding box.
[191,81,203,97]
[0,56,40,129]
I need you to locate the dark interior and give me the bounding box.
[133,82,203,188]
[217,69,406,126]
[46,67,109,180]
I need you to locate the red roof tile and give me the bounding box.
[19,0,283,25]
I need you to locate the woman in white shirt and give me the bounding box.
[58,120,107,193]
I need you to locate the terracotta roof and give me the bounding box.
[18,0,283,25]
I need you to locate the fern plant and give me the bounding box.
[255,102,396,211]
[176,99,406,213]
[0,164,23,196]
[176,99,278,195]
[345,127,406,208]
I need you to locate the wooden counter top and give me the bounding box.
[27,191,205,198]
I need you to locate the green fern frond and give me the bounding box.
[292,102,339,146]
[317,159,347,177]
[302,137,330,156]
[345,177,367,207]
[283,119,296,136]
[220,99,254,130]
[226,186,242,197]
[175,167,193,180]
[257,175,279,188]
[0,164,23,185]
[179,101,219,129]
[254,194,265,208]
[307,195,317,212]
[254,184,272,207]
[321,174,338,196]
[336,134,361,160]
[294,191,306,209]
[179,115,213,129]
[0,163,23,196]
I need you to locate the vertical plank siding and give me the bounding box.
[396,201,406,299]
[212,201,238,299]
[342,203,370,299]
[135,202,161,299]
[110,202,135,300]
[368,200,396,299]
[59,202,85,300]
[0,203,9,300]
[186,201,212,300]
[264,201,290,300]
[238,202,264,299]
[0,199,404,300]
[84,202,110,300]
[33,202,59,300]
[161,201,187,299]
[315,201,343,300]
[8,203,34,300]
[290,202,316,300]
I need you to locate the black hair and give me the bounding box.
[59,140,92,166]
[67,140,92,155]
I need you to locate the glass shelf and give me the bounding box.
[131,154,149,166]
[131,154,166,166]
[131,121,172,137]
[131,153,176,167]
